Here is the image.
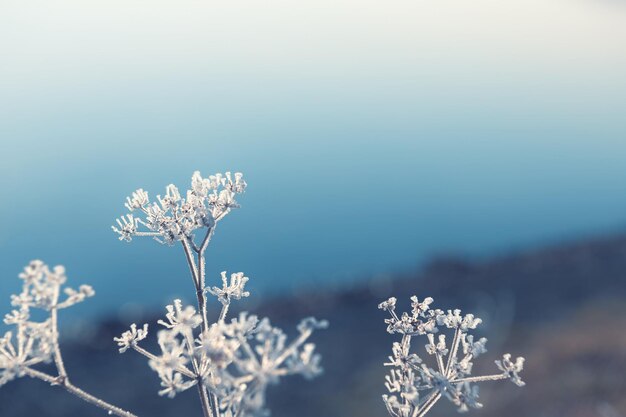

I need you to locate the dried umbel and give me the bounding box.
[112,171,246,246]
[379,296,525,417]
[1,261,137,417]
[113,171,327,417]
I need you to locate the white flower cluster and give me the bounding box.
[112,171,247,245]
[113,171,328,417]
[1,261,94,388]
[379,296,525,417]
[116,300,327,417]
[207,272,250,306]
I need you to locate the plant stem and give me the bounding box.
[274,329,312,367]
[24,368,138,417]
[181,227,222,417]
[218,302,230,322]
[413,392,441,417]
[50,286,68,379]
[451,374,507,384]
[445,327,461,377]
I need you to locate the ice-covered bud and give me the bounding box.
[378,297,397,313]
[60,285,95,308]
[225,172,247,194]
[496,354,525,387]
[157,372,196,398]
[190,171,209,197]
[158,184,181,209]
[436,309,482,330]
[207,272,250,305]
[158,300,202,333]
[150,331,188,374]
[460,314,482,331]
[112,214,137,242]
[18,260,45,283]
[125,189,149,211]
[425,333,448,356]
[207,173,224,190]
[385,342,422,369]
[215,189,239,211]
[456,383,483,412]
[222,312,259,338]
[4,307,29,325]
[114,323,149,353]
[297,317,329,334]
[286,343,323,379]
[462,334,487,358]
[410,296,433,316]
[196,324,239,369]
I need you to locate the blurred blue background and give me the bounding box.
[1,0,626,318]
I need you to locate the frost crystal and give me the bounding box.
[379,296,525,417]
[113,171,327,417]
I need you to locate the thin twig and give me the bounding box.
[132,345,196,379]
[50,287,68,380]
[451,374,507,384]
[445,327,461,377]
[414,392,441,417]
[24,368,138,417]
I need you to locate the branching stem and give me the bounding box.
[180,226,222,417]
[24,368,138,417]
[451,374,507,384]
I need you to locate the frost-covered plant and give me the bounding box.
[113,171,327,417]
[1,260,137,417]
[379,296,525,417]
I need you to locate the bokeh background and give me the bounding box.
[1,0,625,416]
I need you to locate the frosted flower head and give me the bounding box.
[1,261,93,391]
[112,171,247,245]
[378,297,397,313]
[157,300,202,333]
[297,317,329,334]
[495,354,526,387]
[112,214,138,242]
[224,172,247,194]
[158,372,196,399]
[455,383,483,412]
[436,309,482,331]
[461,334,487,358]
[4,307,29,326]
[196,324,239,369]
[285,343,324,379]
[385,341,422,370]
[207,272,250,306]
[425,334,448,357]
[114,323,149,353]
[11,261,93,311]
[380,295,525,417]
[149,331,189,375]
[125,189,149,211]
[410,296,433,316]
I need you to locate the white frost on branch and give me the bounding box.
[112,171,247,245]
[207,272,250,306]
[116,300,327,417]
[379,296,525,417]
[113,171,327,417]
[1,261,136,417]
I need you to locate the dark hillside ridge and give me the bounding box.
[2,233,625,417]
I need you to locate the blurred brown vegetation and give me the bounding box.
[1,234,625,417]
